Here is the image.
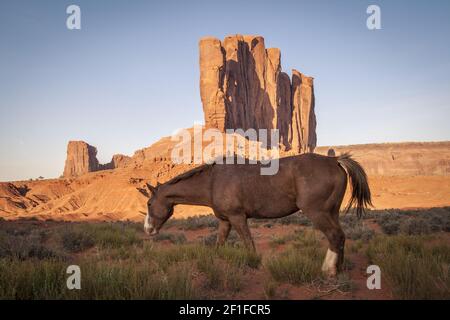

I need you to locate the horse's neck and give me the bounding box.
[162,172,212,207]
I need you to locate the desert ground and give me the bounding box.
[1,207,449,299]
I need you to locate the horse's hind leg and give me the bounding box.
[323,221,345,277]
[228,215,255,251]
[216,219,231,247]
[305,211,345,277]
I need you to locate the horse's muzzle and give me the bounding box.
[144,224,158,236]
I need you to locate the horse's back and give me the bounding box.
[209,153,346,218]
[292,153,348,213]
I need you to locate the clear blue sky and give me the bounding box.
[1,0,449,181]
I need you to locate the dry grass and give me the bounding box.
[0,208,449,300]
[366,235,450,299]
[0,258,196,299]
[0,219,263,299]
[373,207,450,235]
[266,230,324,285]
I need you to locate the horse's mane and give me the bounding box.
[164,155,256,186]
[165,163,215,185]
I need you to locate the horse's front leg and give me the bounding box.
[228,215,255,251]
[216,219,231,247]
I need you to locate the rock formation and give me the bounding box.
[109,154,132,169]
[199,35,317,152]
[291,71,317,152]
[3,141,450,221]
[63,141,130,177]
[62,35,316,178]
[63,141,101,177]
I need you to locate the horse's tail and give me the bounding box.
[337,153,372,218]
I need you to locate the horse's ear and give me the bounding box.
[146,183,157,194]
[136,187,150,198]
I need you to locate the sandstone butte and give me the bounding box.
[63,141,131,177]
[199,35,316,153]
[0,35,449,221]
[63,35,316,178]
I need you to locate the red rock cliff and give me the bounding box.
[199,34,316,152]
[63,141,130,177]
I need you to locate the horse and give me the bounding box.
[141,153,372,277]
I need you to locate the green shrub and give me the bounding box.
[366,235,450,299]
[266,246,323,285]
[381,220,400,235]
[198,233,217,246]
[217,245,261,269]
[199,230,240,246]
[153,232,187,244]
[400,218,431,235]
[340,216,375,241]
[375,211,401,235]
[277,214,312,226]
[0,259,68,299]
[196,254,243,293]
[60,230,95,252]
[270,230,315,248]
[197,256,221,289]
[373,207,450,235]
[222,264,244,292]
[87,223,141,248]
[59,223,141,250]
[0,231,61,260]
[263,280,278,299]
[291,229,321,248]
[269,235,293,247]
[266,229,325,285]
[0,258,197,299]
[140,244,206,270]
[348,240,364,253]
[167,215,218,230]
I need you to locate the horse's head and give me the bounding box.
[142,183,173,236]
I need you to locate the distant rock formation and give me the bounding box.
[63,141,100,177]
[109,154,132,169]
[291,71,317,153]
[3,141,449,221]
[63,141,130,177]
[199,35,317,152]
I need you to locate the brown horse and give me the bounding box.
[142,153,371,277]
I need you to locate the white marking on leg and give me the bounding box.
[322,249,338,275]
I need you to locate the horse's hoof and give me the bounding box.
[322,270,338,279]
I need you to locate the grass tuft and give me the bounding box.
[366,235,450,299]
[266,231,324,285]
